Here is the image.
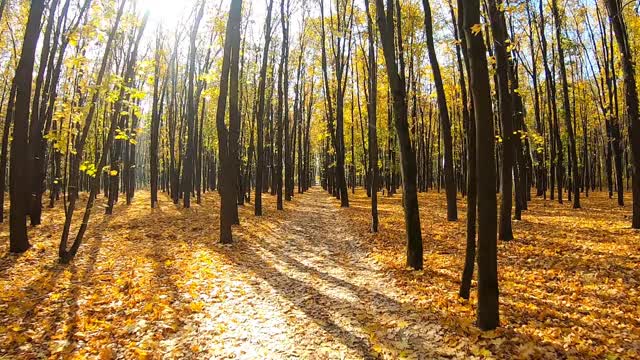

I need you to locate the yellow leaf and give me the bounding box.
[99,347,114,360]
[471,23,483,36]
[189,301,204,312]
[134,348,150,359]
[481,330,500,339]
[397,320,409,329]
[471,346,493,357]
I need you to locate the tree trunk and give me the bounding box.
[464,0,500,330]
[9,0,46,253]
[254,0,273,215]
[216,0,243,243]
[488,0,514,241]
[365,0,379,232]
[552,0,580,209]
[454,0,477,300]
[606,0,640,228]
[150,35,162,208]
[422,0,457,221]
[27,0,62,226]
[58,0,127,262]
[376,0,423,270]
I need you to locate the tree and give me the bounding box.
[463,0,499,330]
[255,0,275,216]
[364,0,379,233]
[27,0,61,226]
[376,0,423,270]
[552,0,580,209]
[454,0,477,300]
[150,33,163,208]
[319,0,352,208]
[58,0,129,263]
[605,0,640,228]
[538,0,562,203]
[8,0,46,253]
[183,1,206,209]
[422,0,457,221]
[216,0,243,243]
[487,0,514,240]
[0,0,6,23]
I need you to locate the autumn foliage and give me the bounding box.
[1,189,638,359]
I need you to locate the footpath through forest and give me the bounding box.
[191,188,452,359]
[1,188,638,359]
[0,189,452,359]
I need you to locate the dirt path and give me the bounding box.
[2,187,637,358]
[0,189,456,359]
[175,189,452,359]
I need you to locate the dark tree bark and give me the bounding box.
[58,3,137,263]
[606,0,640,228]
[463,0,499,330]
[150,34,162,208]
[552,0,580,209]
[275,1,286,210]
[364,0,379,233]
[216,0,243,243]
[282,0,292,203]
[304,80,314,191]
[319,0,352,208]
[454,0,477,300]
[106,31,140,215]
[27,0,62,226]
[422,0,457,221]
[0,83,16,224]
[524,1,546,198]
[538,0,561,202]
[606,21,625,206]
[8,0,46,253]
[228,0,242,226]
[487,0,514,241]
[376,0,423,270]
[255,0,275,215]
[183,1,205,209]
[0,0,6,24]
[40,0,91,210]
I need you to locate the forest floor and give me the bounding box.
[0,187,638,359]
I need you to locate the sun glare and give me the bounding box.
[137,0,196,29]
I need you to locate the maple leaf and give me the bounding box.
[471,23,483,36]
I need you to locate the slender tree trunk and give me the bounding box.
[182,2,205,209]
[365,0,378,232]
[254,0,273,215]
[59,1,125,255]
[27,0,62,226]
[488,0,514,241]
[150,34,162,208]
[58,4,140,263]
[552,0,580,209]
[0,83,16,224]
[606,0,640,228]
[538,1,560,202]
[276,5,285,210]
[0,0,6,24]
[455,0,477,300]
[216,0,243,243]
[376,0,423,270]
[422,0,457,221]
[464,0,499,330]
[9,0,46,253]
